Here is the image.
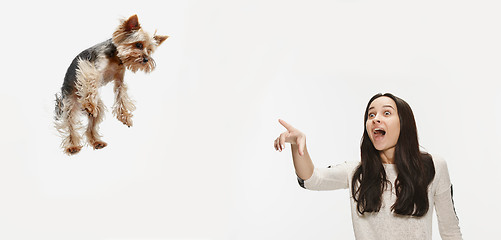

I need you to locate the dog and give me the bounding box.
[54,15,168,155]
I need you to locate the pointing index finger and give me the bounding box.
[278,119,295,131]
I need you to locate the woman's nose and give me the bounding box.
[372,116,381,123]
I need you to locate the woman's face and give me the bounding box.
[366,96,400,152]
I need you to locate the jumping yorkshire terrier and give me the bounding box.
[54,15,168,155]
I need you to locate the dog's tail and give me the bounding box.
[54,93,64,121]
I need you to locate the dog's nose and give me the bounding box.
[143,57,149,63]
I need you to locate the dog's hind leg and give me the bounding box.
[75,59,101,118]
[56,95,83,155]
[85,98,107,150]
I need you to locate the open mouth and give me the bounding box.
[373,128,386,138]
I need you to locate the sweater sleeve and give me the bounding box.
[433,157,463,240]
[297,162,356,191]
[435,186,462,240]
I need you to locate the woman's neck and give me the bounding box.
[380,148,395,164]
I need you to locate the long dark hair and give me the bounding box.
[351,93,435,217]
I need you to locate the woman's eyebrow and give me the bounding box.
[368,105,395,110]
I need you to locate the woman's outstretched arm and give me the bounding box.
[274,119,314,180]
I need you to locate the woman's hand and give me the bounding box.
[274,119,306,156]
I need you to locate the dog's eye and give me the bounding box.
[135,42,144,50]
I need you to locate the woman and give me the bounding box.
[274,93,462,240]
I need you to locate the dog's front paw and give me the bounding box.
[117,112,133,127]
[83,102,98,117]
[65,145,82,155]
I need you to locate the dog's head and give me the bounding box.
[112,15,168,73]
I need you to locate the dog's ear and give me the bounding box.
[153,34,169,46]
[113,15,142,43]
[124,15,141,32]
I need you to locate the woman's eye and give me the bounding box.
[369,113,376,118]
[384,111,391,116]
[135,42,144,49]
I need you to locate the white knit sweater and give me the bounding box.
[298,156,462,240]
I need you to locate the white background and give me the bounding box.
[1,0,500,239]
